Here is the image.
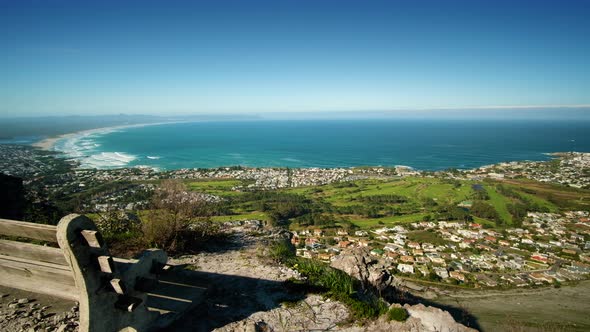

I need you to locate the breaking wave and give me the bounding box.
[53,128,136,169]
[81,152,137,168]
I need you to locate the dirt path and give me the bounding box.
[162,235,308,331]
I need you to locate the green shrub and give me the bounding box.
[95,211,141,238]
[289,257,387,320]
[387,307,409,321]
[269,239,295,262]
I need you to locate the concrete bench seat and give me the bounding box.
[0,214,204,332]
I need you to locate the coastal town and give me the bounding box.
[1,143,590,292]
[2,143,589,196]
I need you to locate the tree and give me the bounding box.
[143,180,221,253]
[470,201,500,222]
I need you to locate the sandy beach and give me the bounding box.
[31,121,182,151]
[32,133,76,150]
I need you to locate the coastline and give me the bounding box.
[31,121,185,151]
[25,120,586,172]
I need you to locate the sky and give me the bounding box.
[1,0,589,117]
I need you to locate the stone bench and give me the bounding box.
[0,214,205,332]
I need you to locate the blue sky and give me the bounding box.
[1,0,589,116]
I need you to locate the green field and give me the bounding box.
[178,176,588,230]
[210,212,269,222]
[483,185,513,224]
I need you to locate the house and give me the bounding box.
[384,243,403,252]
[531,253,549,263]
[338,241,352,248]
[385,251,399,261]
[449,271,465,282]
[302,250,315,259]
[449,261,464,271]
[415,256,429,264]
[305,237,319,246]
[459,240,473,249]
[337,229,349,236]
[416,265,430,277]
[529,272,554,283]
[407,242,421,249]
[449,235,462,243]
[433,267,449,279]
[484,236,497,243]
[422,243,436,252]
[413,249,424,256]
[358,239,370,247]
[397,263,414,274]
[562,248,577,256]
[400,255,415,263]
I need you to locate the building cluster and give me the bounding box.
[463,152,590,188]
[0,145,69,178]
[292,211,590,288]
[168,167,388,190]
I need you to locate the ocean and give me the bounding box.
[51,119,590,171]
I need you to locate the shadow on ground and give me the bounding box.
[159,268,305,332]
[385,288,483,331]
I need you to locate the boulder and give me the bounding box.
[405,303,476,332]
[330,248,396,291]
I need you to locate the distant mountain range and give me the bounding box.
[0,114,260,139]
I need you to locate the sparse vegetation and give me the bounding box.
[387,307,409,321]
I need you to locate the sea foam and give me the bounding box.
[54,128,135,169]
[81,152,137,168]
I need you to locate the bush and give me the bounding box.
[95,211,141,238]
[288,257,388,320]
[140,180,227,253]
[142,213,226,253]
[268,239,296,262]
[141,209,191,252]
[387,307,409,321]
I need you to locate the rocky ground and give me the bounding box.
[163,231,476,332]
[0,286,79,332]
[0,230,476,332]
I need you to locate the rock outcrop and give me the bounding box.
[329,248,398,292]
[404,303,476,332]
[216,300,477,332]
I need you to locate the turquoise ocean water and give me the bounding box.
[52,119,590,171]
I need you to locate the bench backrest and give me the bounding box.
[0,215,170,332]
[0,218,77,300]
[0,218,59,242]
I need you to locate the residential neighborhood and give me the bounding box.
[292,210,590,289]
